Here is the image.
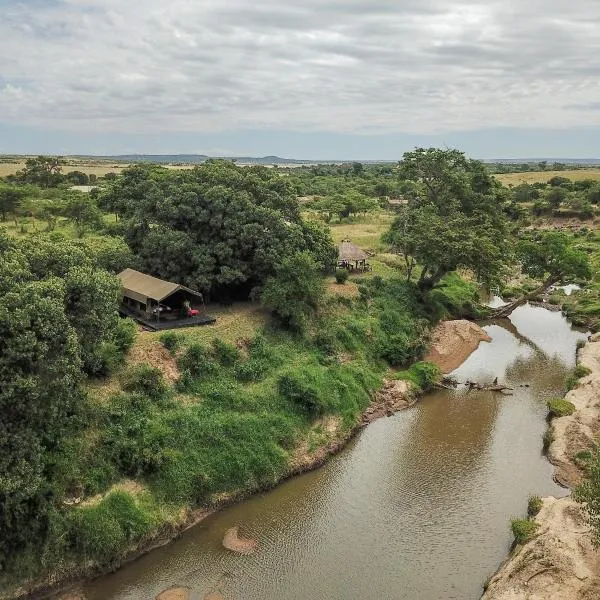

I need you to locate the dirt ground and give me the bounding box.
[425,320,492,373]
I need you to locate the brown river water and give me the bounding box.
[80,304,587,600]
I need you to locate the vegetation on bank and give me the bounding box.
[3,148,600,595]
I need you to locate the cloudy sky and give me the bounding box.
[1,0,599,158]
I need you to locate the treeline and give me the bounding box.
[507,177,600,219]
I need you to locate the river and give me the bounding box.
[81,304,587,600]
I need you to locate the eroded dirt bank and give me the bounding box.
[425,319,492,373]
[482,334,600,600]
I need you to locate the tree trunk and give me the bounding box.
[491,275,559,318]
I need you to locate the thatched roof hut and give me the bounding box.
[338,239,368,262]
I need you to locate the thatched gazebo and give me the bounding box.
[338,238,370,271]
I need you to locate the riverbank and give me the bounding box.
[18,375,419,600]
[482,334,600,600]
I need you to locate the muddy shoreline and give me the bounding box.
[482,334,600,600]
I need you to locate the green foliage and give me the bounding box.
[104,161,336,298]
[566,376,580,391]
[547,398,576,418]
[511,518,538,544]
[517,231,592,286]
[70,491,154,561]
[574,365,592,378]
[159,331,182,353]
[121,365,168,400]
[425,272,481,320]
[574,445,600,546]
[261,251,325,331]
[212,338,240,366]
[527,496,543,517]
[177,343,218,379]
[278,367,334,417]
[335,269,350,284]
[384,148,511,291]
[395,361,441,392]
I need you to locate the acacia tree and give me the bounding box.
[384,148,510,291]
[493,231,591,317]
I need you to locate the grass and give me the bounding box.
[511,518,539,544]
[495,169,600,186]
[547,398,576,418]
[527,496,543,518]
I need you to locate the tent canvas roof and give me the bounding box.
[118,268,203,303]
[338,239,368,262]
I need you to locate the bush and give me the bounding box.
[113,318,137,354]
[121,364,167,400]
[335,269,349,284]
[577,339,587,350]
[234,358,270,382]
[527,495,543,517]
[70,491,153,560]
[159,332,182,353]
[177,343,218,378]
[566,375,580,391]
[395,361,441,392]
[212,338,240,366]
[511,518,538,544]
[278,367,332,417]
[574,365,592,378]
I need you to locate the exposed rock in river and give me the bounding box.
[425,320,492,374]
[155,586,190,600]
[222,526,258,555]
[362,379,414,424]
[482,335,600,600]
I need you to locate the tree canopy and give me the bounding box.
[383,148,510,291]
[100,161,336,299]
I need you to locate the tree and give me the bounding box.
[62,192,104,237]
[106,162,335,299]
[261,251,325,331]
[14,156,65,188]
[493,232,591,317]
[384,148,510,291]
[545,186,567,209]
[0,185,25,222]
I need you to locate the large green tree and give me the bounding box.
[384,148,510,291]
[101,161,336,299]
[493,231,591,317]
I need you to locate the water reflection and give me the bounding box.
[81,305,587,600]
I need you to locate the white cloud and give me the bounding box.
[1,0,599,135]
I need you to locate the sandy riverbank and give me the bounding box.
[482,334,600,600]
[425,319,492,373]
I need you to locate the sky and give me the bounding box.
[1,0,599,159]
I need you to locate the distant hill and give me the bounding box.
[88,154,320,165]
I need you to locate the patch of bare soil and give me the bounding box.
[155,587,190,600]
[327,280,360,298]
[482,497,600,600]
[425,320,492,374]
[362,379,415,424]
[483,334,600,600]
[222,527,258,555]
[549,333,600,488]
[128,341,180,383]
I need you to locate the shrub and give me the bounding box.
[278,368,332,417]
[547,398,576,418]
[574,365,592,378]
[543,425,555,452]
[121,364,167,400]
[159,332,182,353]
[335,269,349,284]
[527,495,543,517]
[577,339,587,350]
[234,358,270,382]
[177,343,218,378]
[511,518,538,544]
[313,328,339,355]
[212,338,240,366]
[70,491,153,560]
[395,361,441,392]
[113,318,137,354]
